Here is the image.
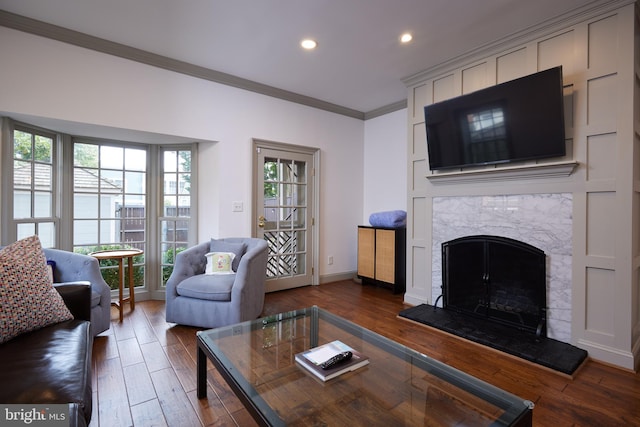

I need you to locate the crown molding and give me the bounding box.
[0,9,371,120]
[364,100,408,120]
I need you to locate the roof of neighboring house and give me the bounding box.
[13,163,122,193]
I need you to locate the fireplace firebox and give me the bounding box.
[441,235,547,337]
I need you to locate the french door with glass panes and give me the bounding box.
[256,146,314,292]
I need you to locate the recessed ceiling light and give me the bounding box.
[301,39,317,50]
[400,33,413,43]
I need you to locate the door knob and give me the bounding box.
[258,215,265,228]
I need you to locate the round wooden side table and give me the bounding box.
[90,248,143,322]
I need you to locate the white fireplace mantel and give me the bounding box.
[426,161,579,185]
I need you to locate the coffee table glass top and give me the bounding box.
[197,306,533,426]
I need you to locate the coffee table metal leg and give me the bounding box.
[197,345,207,399]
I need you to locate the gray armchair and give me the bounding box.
[43,248,112,336]
[165,237,268,329]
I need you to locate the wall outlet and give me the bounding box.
[328,255,334,265]
[232,201,243,212]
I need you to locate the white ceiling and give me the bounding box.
[0,0,617,115]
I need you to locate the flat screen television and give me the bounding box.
[424,66,566,171]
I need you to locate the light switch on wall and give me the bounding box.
[232,201,243,212]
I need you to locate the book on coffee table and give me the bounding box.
[295,340,369,381]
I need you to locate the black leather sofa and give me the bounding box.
[0,283,93,427]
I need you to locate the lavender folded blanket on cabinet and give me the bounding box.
[368,210,407,228]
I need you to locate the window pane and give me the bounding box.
[164,173,176,194]
[17,223,35,240]
[101,170,122,190]
[74,220,98,245]
[178,196,190,211]
[125,171,145,194]
[178,173,191,194]
[100,146,123,169]
[123,197,145,216]
[161,221,175,241]
[14,191,31,218]
[164,151,177,172]
[34,192,52,217]
[38,222,55,248]
[74,143,99,168]
[74,194,99,218]
[14,131,33,160]
[34,135,53,163]
[125,147,146,171]
[164,196,177,216]
[35,163,52,191]
[100,219,120,244]
[13,160,32,189]
[178,151,191,172]
[102,195,121,218]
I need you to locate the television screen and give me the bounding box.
[424,66,566,171]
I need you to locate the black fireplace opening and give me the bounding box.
[442,235,547,337]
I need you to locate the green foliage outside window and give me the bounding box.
[264,161,278,198]
[162,246,186,286]
[75,245,145,291]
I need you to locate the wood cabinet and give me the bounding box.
[357,226,406,293]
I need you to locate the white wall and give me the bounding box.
[362,109,408,224]
[0,26,365,280]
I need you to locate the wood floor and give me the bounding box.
[90,280,640,426]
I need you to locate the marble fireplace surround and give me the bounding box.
[432,193,572,343]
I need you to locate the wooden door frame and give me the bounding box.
[252,139,320,286]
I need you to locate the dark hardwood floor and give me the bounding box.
[90,280,640,426]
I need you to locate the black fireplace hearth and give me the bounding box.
[398,235,588,375]
[398,303,587,375]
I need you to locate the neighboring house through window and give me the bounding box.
[1,118,197,298]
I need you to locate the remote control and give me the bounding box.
[321,351,353,370]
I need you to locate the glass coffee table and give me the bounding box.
[197,306,533,426]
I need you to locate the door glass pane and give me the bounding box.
[293,208,306,228]
[294,230,306,251]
